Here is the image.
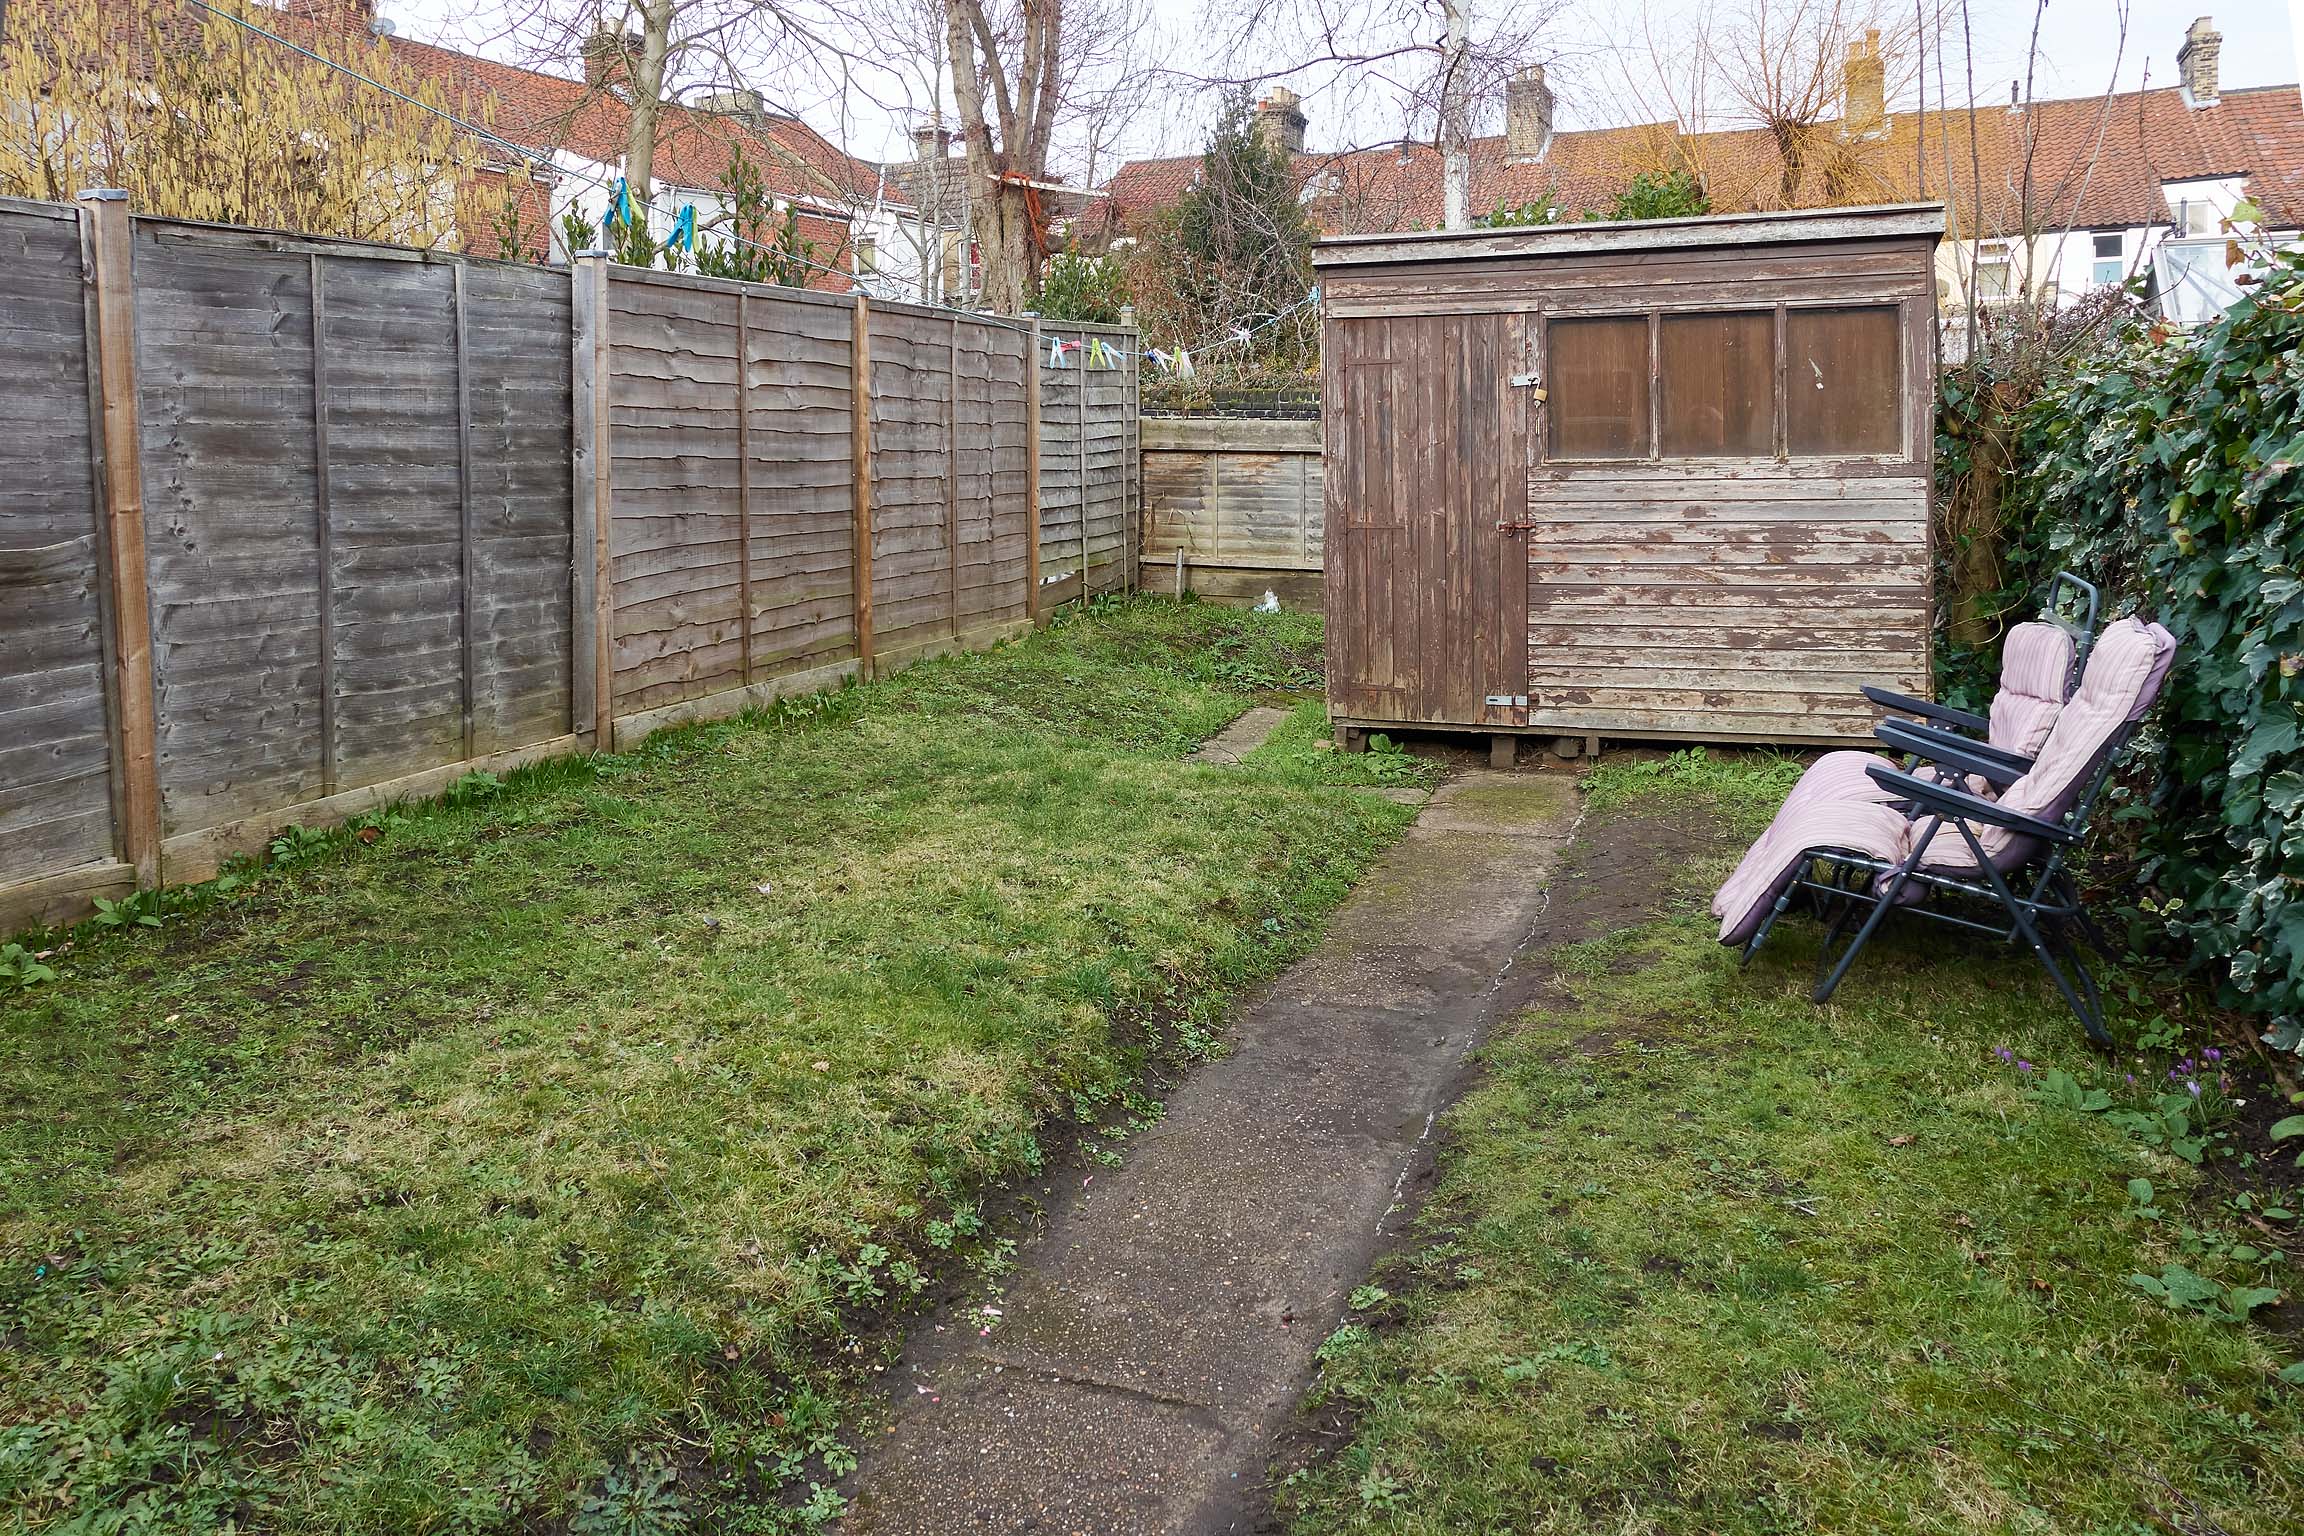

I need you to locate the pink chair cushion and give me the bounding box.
[1987,621,2075,757]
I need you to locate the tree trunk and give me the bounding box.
[970,180,1033,313]
[1440,0,1470,229]
[623,0,676,208]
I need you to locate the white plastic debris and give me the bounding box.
[1254,590,1280,613]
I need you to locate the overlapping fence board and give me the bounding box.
[0,201,1135,931]
[0,200,113,885]
[1037,324,1139,602]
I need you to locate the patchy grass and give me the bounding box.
[1239,702,1440,791]
[1283,752,2304,1536]
[0,599,1412,1535]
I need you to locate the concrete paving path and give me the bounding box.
[841,770,1578,1536]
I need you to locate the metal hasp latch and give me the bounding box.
[1485,694,1530,708]
[1509,373,1546,400]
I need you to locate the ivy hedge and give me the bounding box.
[1973,251,2304,1047]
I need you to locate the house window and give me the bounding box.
[1787,307,1901,456]
[1975,247,2015,301]
[1658,311,1774,456]
[1546,303,1904,462]
[2091,231,2124,286]
[1547,315,1650,459]
[855,236,878,272]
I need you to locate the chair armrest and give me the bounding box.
[1875,720,2031,789]
[1863,764,2078,844]
[1861,685,1988,735]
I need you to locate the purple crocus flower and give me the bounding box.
[2203,1048,2221,1062]
[2017,1060,2034,1074]
[1994,1046,2013,1063]
[2187,1080,2202,1098]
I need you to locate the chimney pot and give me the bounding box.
[2178,16,2220,105]
[1506,64,1555,161]
[1254,87,1308,156]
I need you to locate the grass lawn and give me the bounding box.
[1282,751,2304,1536]
[0,599,1417,1534]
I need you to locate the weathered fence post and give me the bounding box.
[452,263,478,763]
[75,189,162,891]
[851,295,875,676]
[734,289,755,688]
[570,250,615,747]
[946,313,960,640]
[1025,318,1042,624]
[308,253,339,796]
[1076,330,1088,598]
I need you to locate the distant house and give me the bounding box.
[1105,15,2304,321]
[859,124,1105,306]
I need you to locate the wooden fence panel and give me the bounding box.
[0,201,113,884]
[606,272,746,714]
[869,305,957,656]
[136,232,329,835]
[462,262,576,754]
[318,253,465,787]
[1035,323,1140,603]
[743,290,858,673]
[957,319,1032,631]
[1037,347,1086,591]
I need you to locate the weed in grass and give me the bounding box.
[0,599,1410,1534]
[1283,751,2304,1536]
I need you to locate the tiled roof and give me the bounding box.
[384,38,875,215]
[1106,83,2304,237]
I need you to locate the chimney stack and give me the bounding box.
[1254,88,1307,156]
[1505,65,1554,161]
[1842,29,1885,137]
[697,87,767,125]
[2178,16,2220,105]
[913,121,954,162]
[582,29,638,89]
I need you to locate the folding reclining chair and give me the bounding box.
[1717,616,2175,1046]
[1713,573,2102,960]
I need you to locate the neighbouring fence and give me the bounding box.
[0,193,1138,931]
[1139,416,1323,606]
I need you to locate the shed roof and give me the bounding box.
[1310,201,1945,269]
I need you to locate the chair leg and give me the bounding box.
[1742,891,1795,967]
[1961,835,2116,1050]
[1812,883,1899,1003]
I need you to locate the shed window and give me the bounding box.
[1547,316,1650,458]
[1658,311,1774,456]
[1786,306,1901,455]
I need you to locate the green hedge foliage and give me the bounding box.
[1994,252,2304,1046]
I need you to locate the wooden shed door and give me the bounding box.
[1326,313,1527,726]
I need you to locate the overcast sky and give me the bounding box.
[383,0,2304,171]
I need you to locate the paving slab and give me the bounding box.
[841,769,1579,1536]
[1183,706,1291,765]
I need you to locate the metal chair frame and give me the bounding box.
[1738,718,2137,1047]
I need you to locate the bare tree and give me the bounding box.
[941,0,1151,311]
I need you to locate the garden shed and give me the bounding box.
[1313,202,1943,753]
